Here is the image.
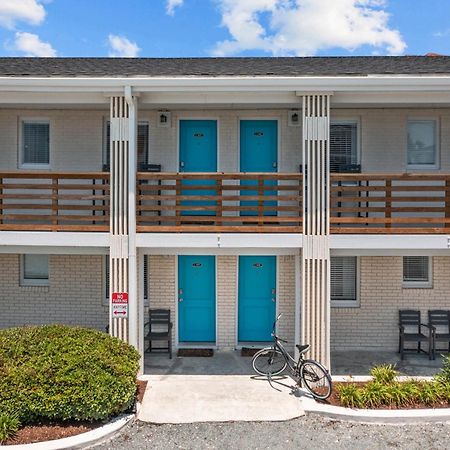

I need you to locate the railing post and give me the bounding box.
[216,176,223,228]
[445,179,450,231]
[52,177,58,229]
[0,177,3,227]
[175,178,181,227]
[258,176,264,227]
[385,179,392,229]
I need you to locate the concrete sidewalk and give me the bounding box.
[138,374,305,423]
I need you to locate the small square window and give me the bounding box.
[407,120,438,168]
[21,254,49,286]
[22,121,50,167]
[331,256,359,307]
[403,256,432,288]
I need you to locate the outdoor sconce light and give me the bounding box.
[158,111,172,128]
[288,109,300,127]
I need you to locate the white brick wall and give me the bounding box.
[0,254,107,330]
[331,256,450,351]
[1,106,450,173]
[147,254,296,349]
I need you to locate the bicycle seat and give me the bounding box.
[296,344,310,354]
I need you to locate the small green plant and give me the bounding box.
[436,354,450,383]
[0,413,20,443]
[370,364,398,384]
[335,383,363,408]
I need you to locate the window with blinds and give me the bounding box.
[403,256,432,287]
[104,256,148,303]
[331,256,358,306]
[330,122,358,173]
[104,121,149,167]
[22,121,50,166]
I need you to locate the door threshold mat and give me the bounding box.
[241,347,261,357]
[177,348,214,357]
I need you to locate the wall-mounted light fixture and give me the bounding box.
[288,109,300,127]
[157,111,172,128]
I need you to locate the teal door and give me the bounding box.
[179,120,217,216]
[178,255,216,342]
[240,120,278,216]
[238,256,276,342]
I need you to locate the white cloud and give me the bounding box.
[108,34,140,57]
[13,31,56,56]
[166,0,184,15]
[213,0,406,56]
[0,0,46,29]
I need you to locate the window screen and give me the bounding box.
[407,120,437,166]
[22,121,49,165]
[331,256,357,303]
[330,123,358,173]
[104,121,148,167]
[22,254,49,284]
[403,256,430,284]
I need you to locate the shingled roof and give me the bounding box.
[0,56,449,78]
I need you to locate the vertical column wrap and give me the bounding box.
[301,94,331,368]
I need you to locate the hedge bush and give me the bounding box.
[0,325,140,424]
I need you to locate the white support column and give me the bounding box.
[301,94,331,368]
[109,89,138,349]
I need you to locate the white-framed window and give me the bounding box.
[331,256,359,307]
[407,119,439,169]
[104,256,148,305]
[21,254,49,286]
[330,120,359,173]
[103,120,149,168]
[20,119,50,168]
[403,256,432,288]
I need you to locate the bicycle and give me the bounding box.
[252,314,332,400]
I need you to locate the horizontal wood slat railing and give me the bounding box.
[0,172,110,232]
[136,172,303,233]
[331,173,450,234]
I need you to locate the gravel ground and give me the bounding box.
[92,416,450,450]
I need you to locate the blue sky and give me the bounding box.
[0,0,449,58]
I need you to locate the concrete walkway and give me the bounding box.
[138,374,305,423]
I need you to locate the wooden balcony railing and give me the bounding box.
[136,172,303,233]
[0,172,109,231]
[331,173,450,234]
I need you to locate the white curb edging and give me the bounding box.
[1,413,135,450]
[302,397,450,424]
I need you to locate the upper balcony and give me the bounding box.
[1,171,450,235]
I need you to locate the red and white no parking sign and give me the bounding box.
[111,292,128,318]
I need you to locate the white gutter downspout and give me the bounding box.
[125,85,138,352]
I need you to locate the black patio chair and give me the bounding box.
[144,309,173,359]
[398,309,433,360]
[428,310,450,360]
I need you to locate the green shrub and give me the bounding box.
[0,413,20,443]
[0,325,140,424]
[370,364,398,384]
[436,354,450,383]
[335,383,363,408]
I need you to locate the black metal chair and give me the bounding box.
[428,310,450,360]
[144,309,173,359]
[398,310,433,360]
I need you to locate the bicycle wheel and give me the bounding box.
[252,348,287,376]
[300,360,332,400]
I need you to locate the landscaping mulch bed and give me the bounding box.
[320,382,450,410]
[241,347,260,357]
[137,379,148,403]
[4,421,100,446]
[177,348,214,357]
[3,380,147,446]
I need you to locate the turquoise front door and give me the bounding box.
[179,120,217,216]
[178,255,216,342]
[240,120,278,216]
[238,256,276,342]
